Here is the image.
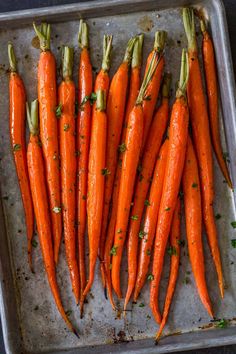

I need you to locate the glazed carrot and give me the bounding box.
[99,35,137,287]
[150,49,189,324]
[77,20,93,316]
[141,31,166,151]
[111,50,163,298]
[133,139,169,302]
[183,8,224,297]
[124,73,171,310]
[182,136,213,317]
[83,90,107,297]
[156,198,181,341]
[59,47,79,304]
[102,36,143,309]
[8,43,34,271]
[83,35,112,298]
[200,19,232,189]
[27,100,78,336]
[33,23,62,264]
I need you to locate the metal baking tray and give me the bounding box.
[0,0,236,353]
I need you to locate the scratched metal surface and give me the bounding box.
[0,1,236,353]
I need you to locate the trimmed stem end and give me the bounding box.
[131,34,144,68]
[176,49,189,98]
[78,19,89,49]
[154,31,167,52]
[62,46,74,80]
[33,22,51,51]
[182,8,197,52]
[123,36,137,64]
[26,99,39,135]
[102,35,113,72]
[8,42,17,72]
[96,90,106,111]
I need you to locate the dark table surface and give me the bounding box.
[0,1,236,353]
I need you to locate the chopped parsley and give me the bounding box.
[231,239,236,248]
[52,206,61,214]
[101,168,111,176]
[110,246,118,256]
[167,246,177,256]
[165,207,171,211]
[31,239,38,248]
[183,276,190,285]
[65,310,72,316]
[144,199,151,206]
[55,103,63,117]
[13,144,21,152]
[192,182,198,188]
[146,249,151,256]
[177,239,185,247]
[231,221,236,229]
[215,213,222,220]
[147,274,154,281]
[131,215,138,221]
[63,123,70,131]
[139,230,147,239]
[139,302,145,307]
[117,228,122,234]
[118,143,127,153]
[215,319,228,328]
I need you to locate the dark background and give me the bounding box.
[0,1,235,353]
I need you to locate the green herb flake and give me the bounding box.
[65,310,72,317]
[55,103,63,117]
[31,239,38,248]
[146,249,151,256]
[117,228,122,234]
[52,206,61,214]
[118,143,127,153]
[75,150,81,157]
[101,168,111,176]
[144,199,151,206]
[215,213,222,220]
[143,95,151,101]
[167,246,177,256]
[147,274,154,281]
[139,302,145,308]
[80,95,90,107]
[231,221,236,229]
[223,152,230,163]
[110,246,118,256]
[131,215,138,221]
[13,144,21,152]
[165,207,171,211]
[216,319,228,328]
[231,239,236,248]
[183,276,190,285]
[90,92,97,105]
[177,239,185,247]
[139,230,147,239]
[186,271,191,275]
[146,315,151,319]
[63,123,70,132]
[192,182,198,188]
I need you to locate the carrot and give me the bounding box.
[99,35,137,288]
[182,135,213,317]
[33,23,62,264]
[26,100,78,336]
[150,49,189,324]
[8,43,34,271]
[124,73,171,311]
[156,198,181,341]
[102,35,144,309]
[133,139,169,302]
[200,19,232,189]
[83,35,112,298]
[183,8,224,297]
[141,31,166,151]
[77,20,93,317]
[111,50,163,299]
[59,47,80,304]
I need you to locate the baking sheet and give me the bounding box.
[0,1,236,353]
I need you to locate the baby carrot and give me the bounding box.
[141,31,166,151]
[77,20,93,316]
[156,198,181,341]
[102,35,144,309]
[200,19,232,189]
[183,8,224,297]
[27,100,78,336]
[8,43,34,271]
[99,35,137,287]
[83,35,112,298]
[124,73,171,311]
[150,49,189,324]
[59,47,80,304]
[182,136,213,317]
[133,139,169,302]
[111,50,163,298]
[33,23,62,264]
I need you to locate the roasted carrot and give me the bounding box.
[141,31,166,151]
[102,35,143,309]
[27,100,78,336]
[150,49,189,324]
[83,90,107,297]
[83,35,112,298]
[99,35,137,288]
[111,50,163,298]
[124,73,171,311]
[33,23,62,264]
[77,20,93,316]
[133,139,169,302]
[183,8,224,297]
[182,135,213,317]
[156,198,181,341]
[8,43,34,271]
[200,19,232,189]
[59,47,79,304]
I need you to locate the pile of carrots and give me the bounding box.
[8,8,232,340]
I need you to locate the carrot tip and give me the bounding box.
[73,328,80,339]
[104,286,108,300]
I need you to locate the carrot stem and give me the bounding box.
[62,46,74,80]
[33,22,51,51]
[26,100,39,136]
[78,19,89,49]
[8,43,17,72]
[176,49,189,98]
[182,8,197,52]
[96,89,106,111]
[154,31,167,52]
[131,34,144,68]
[123,36,138,64]
[102,35,113,72]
